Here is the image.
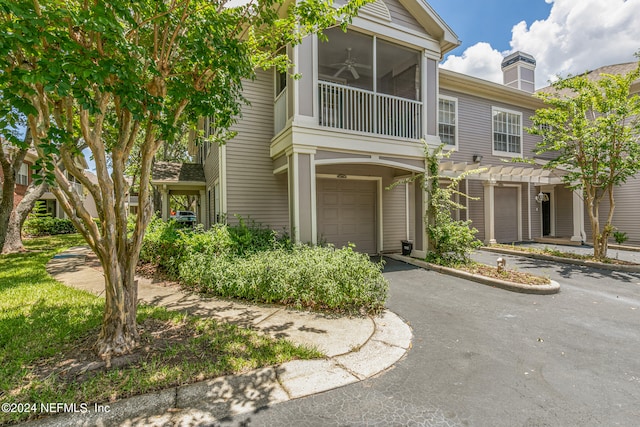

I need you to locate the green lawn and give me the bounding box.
[0,235,321,425]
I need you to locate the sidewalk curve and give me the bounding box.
[30,247,412,426]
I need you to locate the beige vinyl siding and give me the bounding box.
[612,177,640,244]
[555,185,574,237]
[203,141,219,226]
[385,0,427,34]
[439,88,540,166]
[225,69,289,232]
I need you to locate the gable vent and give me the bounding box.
[360,0,392,22]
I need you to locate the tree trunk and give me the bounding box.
[2,181,47,253]
[0,163,17,252]
[95,247,140,360]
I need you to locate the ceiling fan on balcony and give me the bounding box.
[331,48,371,80]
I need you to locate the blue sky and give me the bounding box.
[431,0,640,88]
[429,0,552,54]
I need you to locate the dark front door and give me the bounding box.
[542,193,551,236]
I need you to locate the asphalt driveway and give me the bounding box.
[222,253,640,426]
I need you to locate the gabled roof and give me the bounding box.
[538,61,640,94]
[152,162,205,183]
[398,0,460,55]
[439,68,546,110]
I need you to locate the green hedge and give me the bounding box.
[140,217,388,315]
[23,217,77,236]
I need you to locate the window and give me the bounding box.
[438,96,457,147]
[276,69,287,97]
[492,108,522,155]
[17,163,29,186]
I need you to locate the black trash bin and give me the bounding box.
[401,240,413,256]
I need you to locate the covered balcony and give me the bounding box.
[317,28,423,140]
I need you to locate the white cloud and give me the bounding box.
[441,0,640,89]
[440,42,505,83]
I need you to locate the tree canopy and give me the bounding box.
[0,0,369,358]
[529,60,640,259]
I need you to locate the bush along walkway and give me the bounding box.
[38,246,412,427]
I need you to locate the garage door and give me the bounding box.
[317,179,377,254]
[494,186,519,243]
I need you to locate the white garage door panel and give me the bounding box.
[494,187,519,243]
[317,179,377,254]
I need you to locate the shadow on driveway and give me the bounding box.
[476,250,640,284]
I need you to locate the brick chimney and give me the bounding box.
[501,52,536,92]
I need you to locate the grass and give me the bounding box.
[0,235,321,425]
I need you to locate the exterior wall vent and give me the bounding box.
[360,0,392,22]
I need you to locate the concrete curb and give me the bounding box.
[22,248,413,426]
[482,246,640,273]
[386,254,560,295]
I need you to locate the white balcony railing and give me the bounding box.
[274,87,288,135]
[318,81,422,140]
[72,182,83,196]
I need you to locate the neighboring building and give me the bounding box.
[0,144,38,209]
[37,168,100,219]
[152,0,638,253]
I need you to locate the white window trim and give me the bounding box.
[491,106,523,158]
[17,163,29,186]
[438,95,458,150]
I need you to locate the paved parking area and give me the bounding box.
[222,255,640,426]
[511,242,640,264]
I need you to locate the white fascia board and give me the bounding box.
[271,124,427,160]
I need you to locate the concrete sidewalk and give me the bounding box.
[33,247,412,427]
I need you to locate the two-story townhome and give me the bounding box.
[437,55,586,246]
[154,0,460,256]
[154,0,634,254]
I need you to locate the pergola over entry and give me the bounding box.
[151,162,206,224]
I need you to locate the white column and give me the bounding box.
[483,179,497,244]
[198,189,206,227]
[527,179,532,241]
[571,189,585,242]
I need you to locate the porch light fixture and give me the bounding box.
[472,154,483,163]
[535,192,549,203]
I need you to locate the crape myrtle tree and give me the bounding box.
[529,59,640,260]
[0,0,369,359]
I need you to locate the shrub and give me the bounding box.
[613,230,628,245]
[139,217,388,314]
[23,216,77,236]
[426,190,482,265]
[139,216,293,277]
[139,216,187,277]
[179,245,388,315]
